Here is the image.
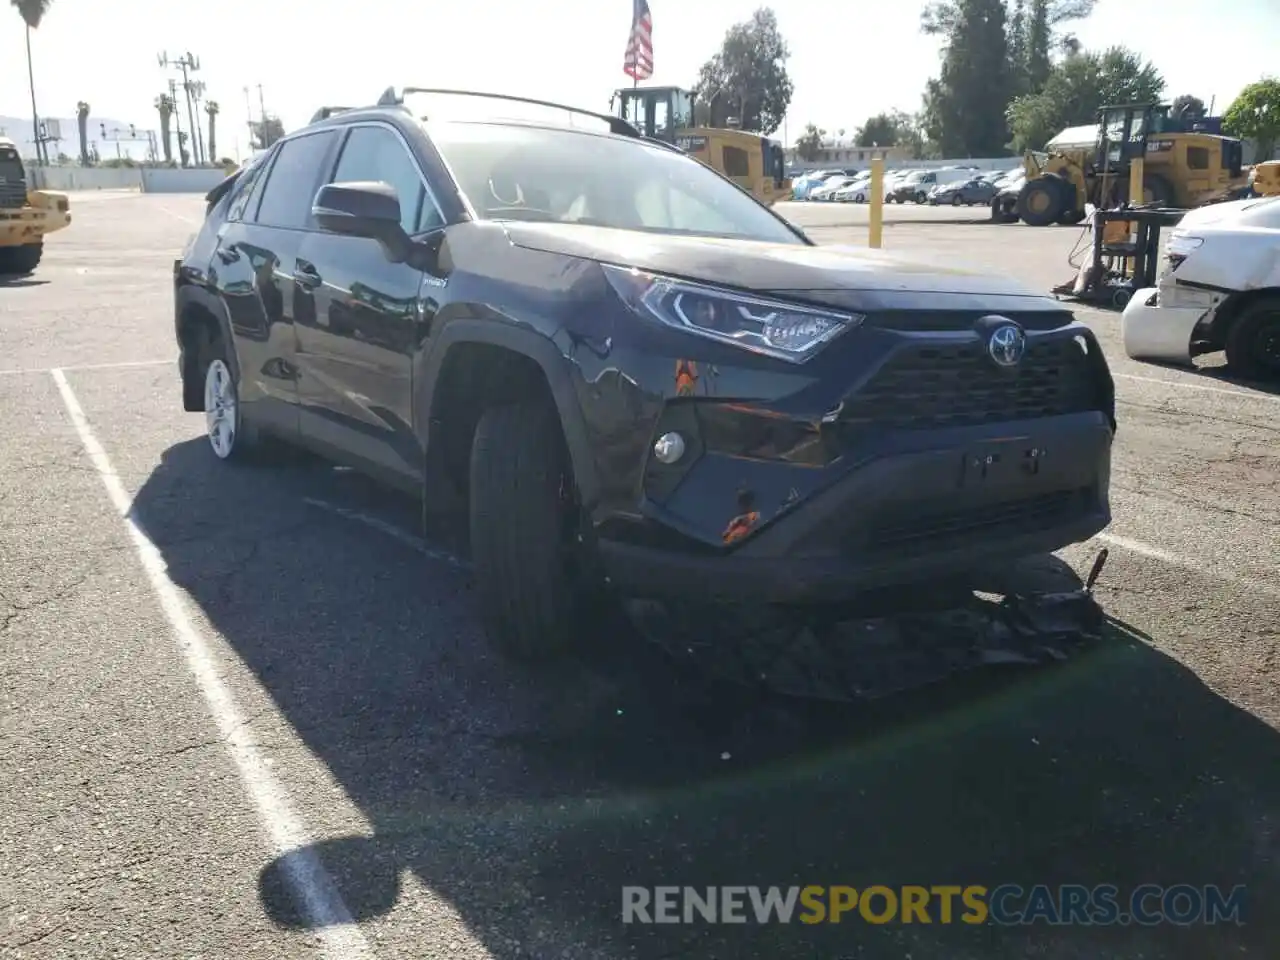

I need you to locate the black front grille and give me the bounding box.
[0,178,26,209]
[865,489,1088,557]
[0,156,27,209]
[841,337,1098,429]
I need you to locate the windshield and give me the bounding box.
[427,121,803,244]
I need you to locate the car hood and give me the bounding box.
[501,222,1045,298]
[1174,197,1278,231]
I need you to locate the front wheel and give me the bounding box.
[0,241,43,276]
[952,194,963,206]
[469,403,602,661]
[915,191,927,204]
[1018,177,1064,227]
[1224,298,1280,382]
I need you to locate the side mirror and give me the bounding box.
[312,181,411,263]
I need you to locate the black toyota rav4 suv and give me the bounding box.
[174,89,1115,660]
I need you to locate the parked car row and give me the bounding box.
[790,165,1023,204]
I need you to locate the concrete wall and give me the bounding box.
[26,166,232,194]
[28,166,142,191]
[141,167,230,194]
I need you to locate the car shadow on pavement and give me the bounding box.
[133,438,1279,959]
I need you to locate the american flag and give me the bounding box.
[623,0,653,81]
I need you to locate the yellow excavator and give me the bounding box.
[611,86,790,205]
[1002,103,1249,226]
[0,137,70,275]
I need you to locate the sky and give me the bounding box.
[1,0,1276,159]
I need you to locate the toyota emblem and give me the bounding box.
[987,323,1026,367]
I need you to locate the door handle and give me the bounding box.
[294,259,321,289]
[216,245,240,264]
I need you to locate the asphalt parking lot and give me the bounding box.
[2,192,1279,959]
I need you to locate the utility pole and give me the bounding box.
[158,51,203,165]
[167,77,185,165]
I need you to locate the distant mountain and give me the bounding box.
[0,114,154,162]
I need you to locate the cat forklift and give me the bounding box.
[1014,102,1248,227]
[611,85,790,205]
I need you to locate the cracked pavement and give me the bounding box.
[1,193,1278,959]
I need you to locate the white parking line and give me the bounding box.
[1096,532,1279,598]
[50,369,377,960]
[0,359,172,376]
[1113,372,1280,403]
[154,205,199,225]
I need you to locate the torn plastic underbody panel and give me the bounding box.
[623,550,1109,702]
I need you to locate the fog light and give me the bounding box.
[653,431,686,464]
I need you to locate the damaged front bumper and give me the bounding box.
[1121,283,1220,366]
[626,550,1112,701]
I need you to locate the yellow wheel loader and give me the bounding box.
[611,86,790,206]
[1007,103,1249,227]
[0,137,70,275]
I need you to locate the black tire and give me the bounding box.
[469,403,600,661]
[0,242,43,276]
[1018,177,1064,227]
[1224,298,1280,382]
[915,191,927,204]
[196,327,267,463]
[952,194,963,206]
[1058,208,1087,225]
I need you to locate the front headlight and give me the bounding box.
[602,263,863,362]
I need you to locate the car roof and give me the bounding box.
[293,95,687,159]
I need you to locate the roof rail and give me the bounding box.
[377,87,642,138]
[309,106,355,124]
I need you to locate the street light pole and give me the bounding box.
[25,25,44,165]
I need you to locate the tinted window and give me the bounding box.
[1186,146,1209,170]
[427,122,801,244]
[330,125,443,233]
[226,151,272,222]
[254,131,337,229]
[722,145,750,178]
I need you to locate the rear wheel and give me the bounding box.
[0,241,43,275]
[914,191,928,204]
[469,402,603,661]
[1018,177,1064,226]
[1224,298,1280,382]
[952,194,963,206]
[197,328,271,462]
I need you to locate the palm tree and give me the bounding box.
[205,101,219,165]
[155,94,175,165]
[75,101,90,166]
[11,0,52,165]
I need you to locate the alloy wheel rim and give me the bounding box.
[204,359,237,459]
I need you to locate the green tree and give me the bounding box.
[855,110,920,149]
[694,7,794,135]
[1171,94,1207,122]
[794,123,825,162]
[75,100,90,167]
[1223,78,1280,162]
[925,0,1012,157]
[856,114,897,147]
[1005,46,1164,152]
[155,94,175,165]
